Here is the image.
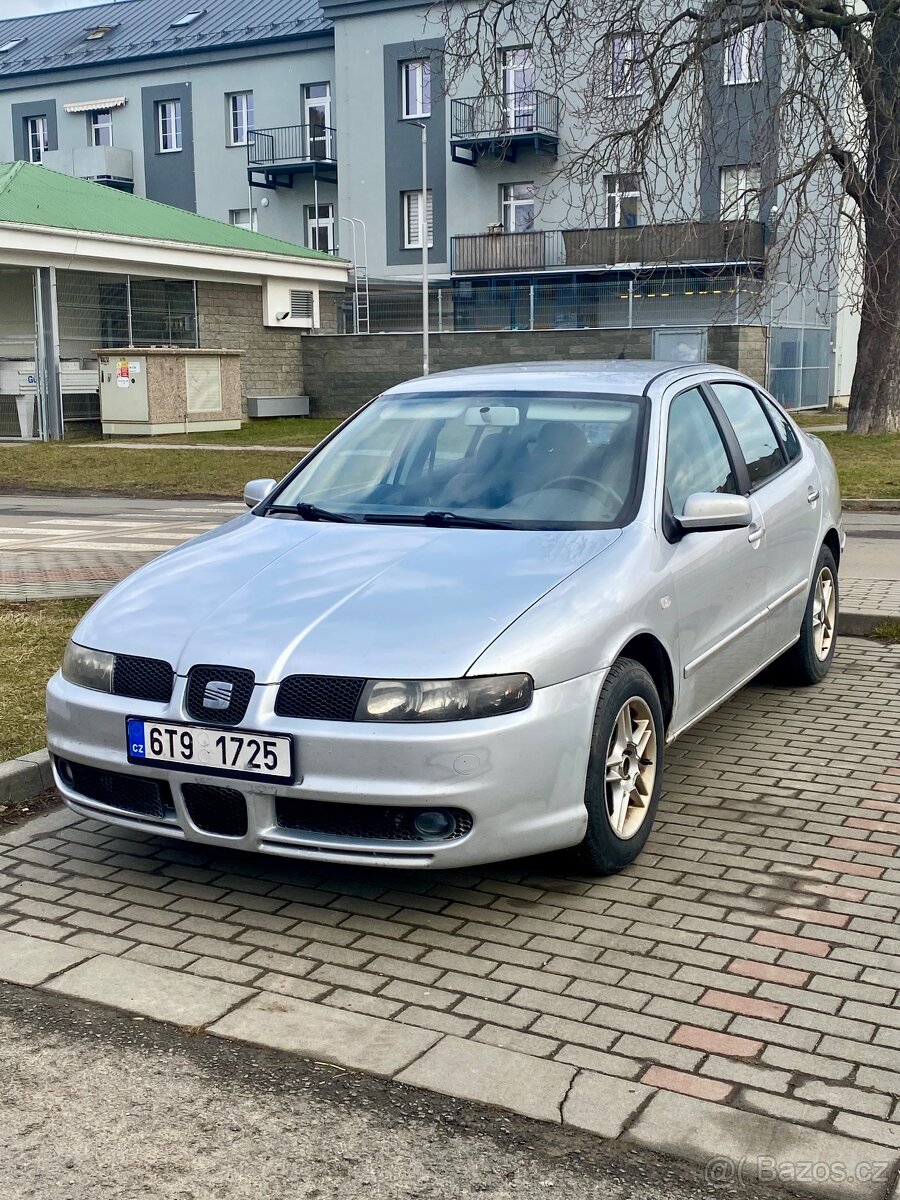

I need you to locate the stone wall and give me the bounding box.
[196,281,304,410]
[301,325,768,418]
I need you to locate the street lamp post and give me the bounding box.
[412,120,429,375]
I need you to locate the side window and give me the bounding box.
[711,382,787,486]
[665,388,737,516]
[760,394,802,462]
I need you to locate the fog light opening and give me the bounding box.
[411,809,457,841]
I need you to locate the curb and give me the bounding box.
[0,748,53,806]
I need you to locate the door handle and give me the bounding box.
[807,487,820,504]
[748,524,765,546]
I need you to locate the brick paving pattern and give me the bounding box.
[2,637,898,1159]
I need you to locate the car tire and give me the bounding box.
[777,544,839,686]
[576,657,665,876]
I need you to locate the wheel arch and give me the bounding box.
[823,527,841,569]
[616,632,675,731]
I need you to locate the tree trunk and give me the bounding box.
[847,315,900,434]
[847,212,900,434]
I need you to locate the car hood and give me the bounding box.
[74,514,621,681]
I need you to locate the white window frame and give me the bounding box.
[228,207,257,231]
[403,189,434,249]
[606,173,642,227]
[305,203,336,253]
[500,182,536,233]
[303,83,333,159]
[227,91,253,146]
[724,25,765,85]
[26,115,48,163]
[501,47,535,131]
[90,109,113,147]
[720,165,761,220]
[609,33,644,96]
[401,59,431,119]
[157,99,182,153]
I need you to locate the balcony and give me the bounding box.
[450,220,766,273]
[247,125,337,189]
[450,91,560,164]
[42,146,134,191]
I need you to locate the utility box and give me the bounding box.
[97,348,242,436]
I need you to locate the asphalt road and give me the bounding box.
[1,981,800,1200]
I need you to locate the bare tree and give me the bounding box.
[440,0,900,433]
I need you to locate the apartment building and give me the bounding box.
[0,0,842,406]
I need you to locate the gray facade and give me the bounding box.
[0,0,844,406]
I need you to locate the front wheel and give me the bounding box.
[577,658,664,875]
[778,545,839,685]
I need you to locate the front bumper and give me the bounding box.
[46,670,603,869]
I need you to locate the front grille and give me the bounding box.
[113,654,174,703]
[56,758,173,821]
[275,797,473,842]
[182,783,248,837]
[185,664,255,725]
[275,675,366,721]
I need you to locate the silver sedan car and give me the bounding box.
[47,362,842,874]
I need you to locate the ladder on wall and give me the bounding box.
[354,263,370,335]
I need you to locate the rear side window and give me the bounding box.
[665,387,738,516]
[711,382,786,487]
[760,395,802,462]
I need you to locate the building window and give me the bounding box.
[171,10,206,26]
[227,91,253,146]
[229,208,257,231]
[500,182,536,233]
[85,24,117,40]
[25,115,48,163]
[401,59,431,119]
[90,109,113,147]
[720,165,761,220]
[502,47,535,131]
[724,25,765,85]
[606,174,642,227]
[610,33,644,96]
[304,83,333,159]
[403,189,433,249]
[305,203,335,253]
[156,99,182,153]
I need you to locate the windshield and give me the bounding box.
[268,390,646,529]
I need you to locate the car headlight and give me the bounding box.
[62,641,114,693]
[356,674,533,722]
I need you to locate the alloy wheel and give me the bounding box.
[604,696,658,840]
[812,566,836,661]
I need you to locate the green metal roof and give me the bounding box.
[0,161,340,262]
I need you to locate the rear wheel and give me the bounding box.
[577,658,664,875]
[778,545,839,685]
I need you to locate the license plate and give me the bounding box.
[126,718,293,783]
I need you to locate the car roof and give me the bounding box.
[381,360,746,398]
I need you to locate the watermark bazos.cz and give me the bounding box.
[704,1156,892,1187]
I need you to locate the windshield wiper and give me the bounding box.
[363,510,514,530]
[266,502,360,524]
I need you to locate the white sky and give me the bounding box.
[4,0,111,17]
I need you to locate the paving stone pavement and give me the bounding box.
[2,636,899,1197]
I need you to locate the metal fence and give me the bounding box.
[336,276,767,335]
[248,125,338,167]
[451,221,766,274]
[450,90,560,140]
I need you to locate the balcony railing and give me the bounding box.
[450,220,766,273]
[248,125,337,169]
[451,90,560,141]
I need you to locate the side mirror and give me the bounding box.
[677,492,752,533]
[243,478,276,509]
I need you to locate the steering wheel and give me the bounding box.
[539,475,624,508]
